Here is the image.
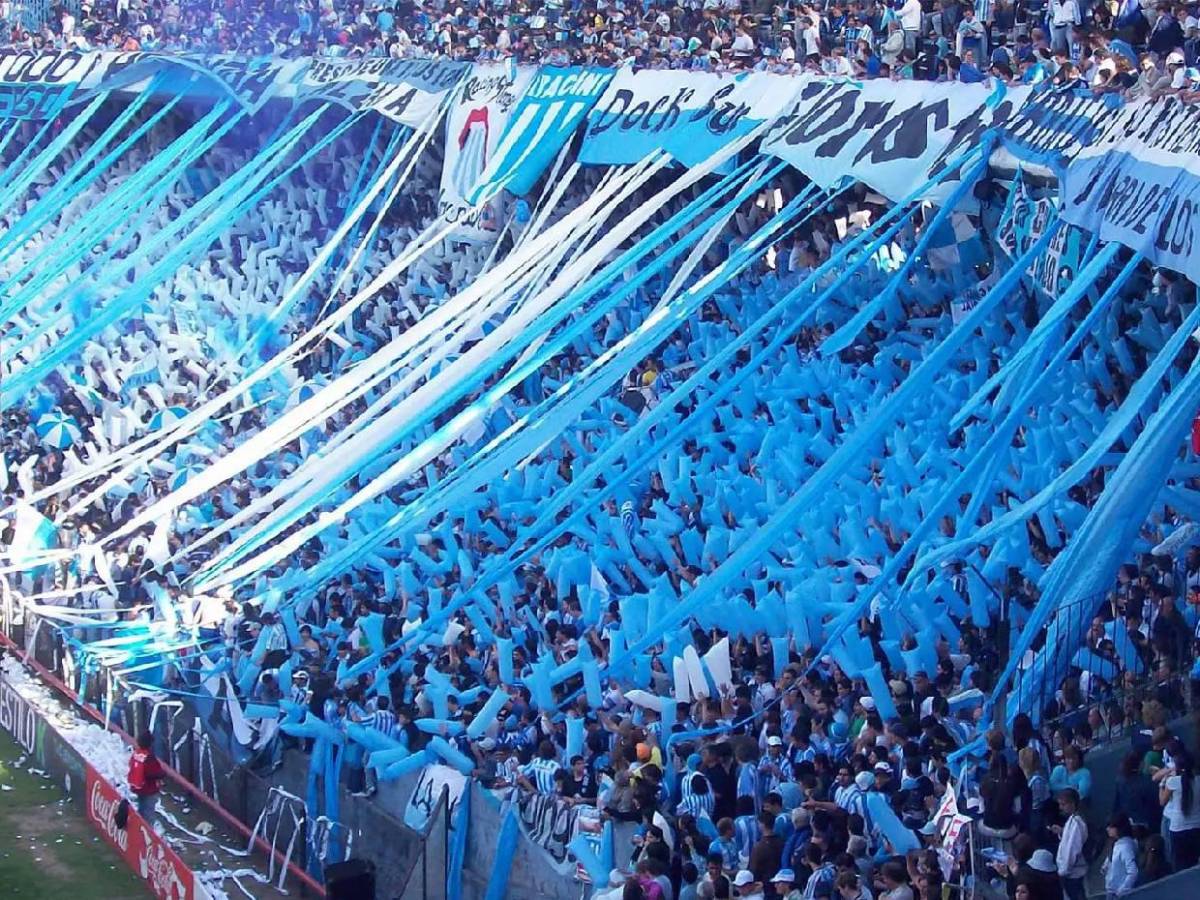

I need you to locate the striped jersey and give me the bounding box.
[758,752,794,796]
[736,761,760,811]
[803,863,838,900]
[521,757,562,794]
[363,709,397,738]
[678,771,715,819]
[733,813,761,862]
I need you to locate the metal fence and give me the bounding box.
[1004,586,1190,746]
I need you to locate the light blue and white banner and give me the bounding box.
[578,70,797,167]
[998,85,1118,172]
[761,77,1006,204]
[438,63,536,243]
[467,66,612,202]
[1062,98,1200,284]
[298,57,468,126]
[997,178,1084,298]
[0,49,102,119]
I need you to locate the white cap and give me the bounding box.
[1167,50,1186,66]
[767,735,783,747]
[734,870,756,887]
[860,696,876,710]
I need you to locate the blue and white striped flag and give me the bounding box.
[620,500,637,539]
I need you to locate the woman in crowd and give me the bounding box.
[1050,746,1093,803]
[1160,744,1200,870]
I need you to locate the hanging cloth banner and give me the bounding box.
[996,178,1084,298]
[996,85,1120,172]
[1061,97,1200,284]
[578,69,798,168]
[297,58,469,126]
[438,63,536,243]
[94,52,307,114]
[467,66,612,202]
[0,49,104,119]
[761,78,1024,205]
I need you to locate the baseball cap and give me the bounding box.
[874,761,893,774]
[767,735,783,747]
[734,870,756,886]
[1168,50,1186,66]
[859,696,876,710]
[772,869,797,884]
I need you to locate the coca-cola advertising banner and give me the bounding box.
[86,766,197,900]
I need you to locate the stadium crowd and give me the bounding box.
[3,91,1200,900]
[2,0,1200,96]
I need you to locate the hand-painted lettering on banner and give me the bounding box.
[997,178,1083,298]
[580,70,797,167]
[438,64,536,242]
[762,77,1004,204]
[468,67,611,201]
[1062,98,1200,282]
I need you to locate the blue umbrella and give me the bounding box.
[147,406,188,432]
[35,412,81,450]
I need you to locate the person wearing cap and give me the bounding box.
[1165,49,1190,92]
[680,753,716,820]
[733,869,765,900]
[1021,846,1063,900]
[873,760,896,796]
[760,734,795,797]
[772,868,802,900]
[851,697,876,739]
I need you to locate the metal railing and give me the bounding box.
[1004,585,1190,747]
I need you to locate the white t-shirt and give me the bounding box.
[802,26,820,56]
[1164,774,1200,832]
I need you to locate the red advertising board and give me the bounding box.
[86,765,196,900]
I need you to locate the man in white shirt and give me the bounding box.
[731,26,755,58]
[1054,789,1089,900]
[1049,0,1080,52]
[899,0,923,51]
[800,17,821,63]
[824,46,854,76]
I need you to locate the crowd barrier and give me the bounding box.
[0,642,209,899]
[0,609,327,897]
